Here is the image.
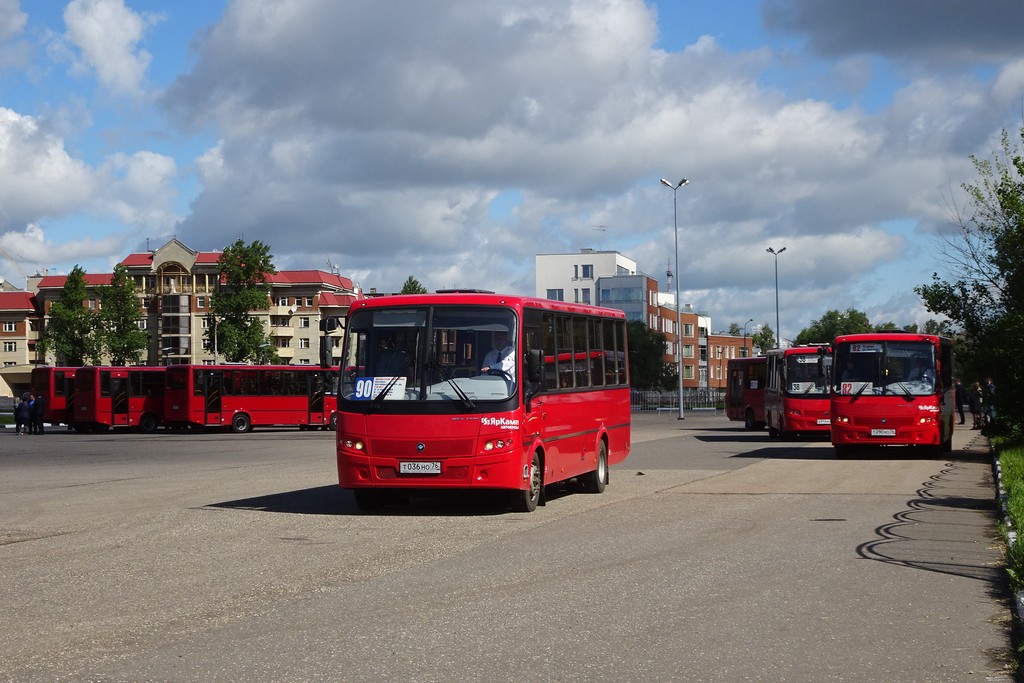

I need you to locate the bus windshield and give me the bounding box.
[784,353,829,396]
[833,340,936,397]
[341,305,518,403]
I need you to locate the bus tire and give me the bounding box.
[231,413,251,434]
[138,413,158,433]
[580,440,608,494]
[328,413,338,431]
[511,451,542,512]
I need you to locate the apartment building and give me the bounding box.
[0,238,361,397]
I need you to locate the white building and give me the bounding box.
[535,249,638,305]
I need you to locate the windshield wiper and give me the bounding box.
[887,381,914,399]
[372,375,403,404]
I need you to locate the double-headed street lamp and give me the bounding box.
[766,246,786,349]
[742,318,754,357]
[661,177,690,420]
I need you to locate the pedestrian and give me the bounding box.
[31,392,46,435]
[983,377,996,424]
[14,392,32,435]
[954,378,965,425]
[969,381,984,429]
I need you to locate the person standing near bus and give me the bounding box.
[983,377,996,424]
[481,329,515,379]
[954,378,966,425]
[31,392,46,435]
[969,381,984,429]
[15,393,31,435]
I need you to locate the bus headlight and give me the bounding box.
[342,438,365,451]
[834,415,850,424]
[483,436,514,451]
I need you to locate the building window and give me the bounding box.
[683,344,695,358]
[300,317,310,328]
[580,289,591,304]
[2,322,15,332]
[683,364,695,380]
[299,338,310,349]
[276,338,291,348]
[581,264,594,279]
[3,341,16,352]
[197,296,206,308]
[271,316,289,327]
[546,289,564,301]
[683,323,694,337]
[137,320,148,330]
[277,296,290,306]
[305,297,314,306]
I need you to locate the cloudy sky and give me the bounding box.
[1,0,1023,341]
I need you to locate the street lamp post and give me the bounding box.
[742,318,754,357]
[766,246,786,348]
[661,177,690,420]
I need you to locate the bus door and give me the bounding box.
[109,370,130,426]
[202,370,224,426]
[308,371,326,426]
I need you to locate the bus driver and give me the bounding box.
[480,329,515,379]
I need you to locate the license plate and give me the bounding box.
[871,428,896,437]
[816,419,831,425]
[399,461,441,475]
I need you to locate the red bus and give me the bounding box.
[163,365,338,433]
[335,292,631,512]
[764,345,832,438]
[29,366,79,426]
[830,333,954,456]
[72,366,167,432]
[725,356,766,430]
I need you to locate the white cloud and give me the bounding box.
[0,0,27,42]
[63,0,163,96]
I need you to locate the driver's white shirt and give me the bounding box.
[482,344,515,376]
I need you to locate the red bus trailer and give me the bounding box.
[29,366,79,426]
[764,345,832,438]
[163,364,338,433]
[72,366,167,432]
[830,333,954,456]
[335,292,631,512]
[725,356,766,430]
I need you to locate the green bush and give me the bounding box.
[999,442,1024,594]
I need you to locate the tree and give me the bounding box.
[751,324,775,352]
[793,308,872,346]
[209,239,277,363]
[626,320,669,390]
[400,276,427,294]
[916,124,1024,430]
[38,265,101,365]
[97,264,149,365]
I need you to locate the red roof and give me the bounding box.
[266,270,355,290]
[34,274,113,289]
[119,251,223,267]
[0,291,36,311]
[318,292,360,307]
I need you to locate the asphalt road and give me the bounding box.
[0,414,1015,682]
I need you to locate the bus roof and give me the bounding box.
[348,292,626,319]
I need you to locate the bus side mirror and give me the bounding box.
[527,349,543,384]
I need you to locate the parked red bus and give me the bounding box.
[725,356,766,430]
[335,292,631,512]
[163,365,338,433]
[72,366,166,432]
[764,345,831,438]
[29,366,79,426]
[830,333,954,456]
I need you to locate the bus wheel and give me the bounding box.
[231,413,251,433]
[138,413,158,433]
[328,413,338,431]
[511,452,542,512]
[580,440,608,494]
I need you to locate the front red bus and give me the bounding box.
[72,366,166,432]
[830,333,954,457]
[335,293,631,512]
[163,365,338,433]
[30,366,78,427]
[764,345,832,438]
[725,356,766,430]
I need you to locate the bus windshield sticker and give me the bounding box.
[352,376,407,400]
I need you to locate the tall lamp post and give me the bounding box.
[766,246,786,348]
[742,318,754,357]
[661,177,690,420]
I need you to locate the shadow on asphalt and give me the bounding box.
[206,484,582,517]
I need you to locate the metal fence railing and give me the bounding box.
[630,389,724,414]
